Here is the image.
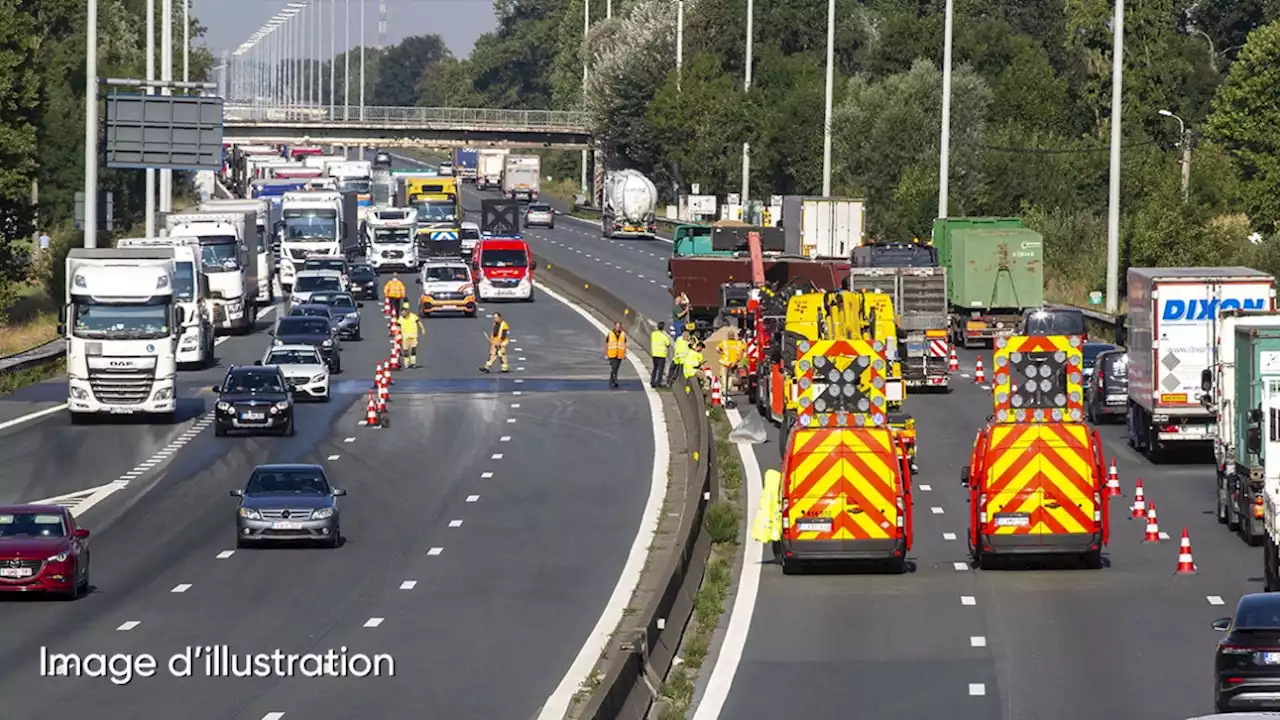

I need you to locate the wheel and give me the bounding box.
[885,556,907,574]
[354,329,362,341]
[1266,538,1278,592]
[548,222,555,229]
[77,561,89,595]
[215,424,227,437]
[780,558,806,575]
[523,290,534,303]
[283,417,295,436]
[1081,548,1103,569]
[321,392,331,403]
[325,530,341,548]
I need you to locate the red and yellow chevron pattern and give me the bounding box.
[795,339,888,429]
[979,423,1101,536]
[991,334,1084,423]
[783,427,907,543]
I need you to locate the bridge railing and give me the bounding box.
[222,104,591,130]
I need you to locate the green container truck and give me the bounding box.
[931,217,1045,348]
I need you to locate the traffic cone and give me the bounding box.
[363,391,380,428]
[1130,479,1146,519]
[379,362,392,402]
[390,341,401,370]
[383,298,391,317]
[1143,503,1161,543]
[711,376,723,407]
[374,362,383,388]
[1105,459,1121,497]
[974,356,985,384]
[948,347,959,372]
[1175,527,1197,574]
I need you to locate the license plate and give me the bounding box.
[1259,652,1280,665]
[995,515,1030,527]
[108,407,135,415]
[796,518,832,533]
[1107,395,1126,403]
[240,412,265,420]
[272,521,301,530]
[0,567,33,578]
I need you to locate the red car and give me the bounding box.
[0,505,91,599]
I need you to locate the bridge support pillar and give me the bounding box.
[593,143,604,207]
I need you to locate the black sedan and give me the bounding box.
[272,315,342,373]
[213,366,295,437]
[1213,592,1280,712]
[349,263,379,300]
[231,464,345,548]
[309,291,363,341]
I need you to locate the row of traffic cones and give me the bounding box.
[944,347,986,383]
[1110,462,1197,574]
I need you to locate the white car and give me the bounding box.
[438,162,455,176]
[460,221,481,254]
[290,270,344,307]
[418,259,477,317]
[260,344,330,401]
[524,203,555,228]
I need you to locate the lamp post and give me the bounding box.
[581,0,589,194]
[160,0,173,213]
[1105,0,1123,315]
[1158,109,1191,203]
[83,0,99,247]
[182,0,189,83]
[937,0,953,218]
[359,0,366,158]
[330,0,335,115]
[676,0,683,91]
[145,0,156,236]
[344,0,350,121]
[740,0,753,212]
[820,0,834,196]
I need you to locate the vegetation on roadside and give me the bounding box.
[0,358,64,395]
[655,405,745,718]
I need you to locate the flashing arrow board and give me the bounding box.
[794,338,888,428]
[991,335,1084,423]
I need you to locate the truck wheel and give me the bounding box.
[1081,548,1103,570]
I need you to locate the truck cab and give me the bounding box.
[165,214,258,334]
[364,208,419,272]
[329,160,373,209]
[277,191,345,291]
[471,237,536,301]
[199,198,275,305]
[116,237,215,368]
[61,248,184,423]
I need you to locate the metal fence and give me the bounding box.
[0,339,65,378]
[222,104,591,131]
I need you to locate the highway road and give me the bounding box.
[409,158,1248,719]
[0,244,659,718]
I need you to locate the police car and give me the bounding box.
[418,258,477,317]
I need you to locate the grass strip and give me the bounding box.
[0,357,65,395]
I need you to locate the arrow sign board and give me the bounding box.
[481,199,521,237]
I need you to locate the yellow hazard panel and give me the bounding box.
[785,428,900,541]
[982,424,1095,536]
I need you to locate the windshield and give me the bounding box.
[1024,311,1086,336]
[528,204,551,213]
[304,259,346,273]
[277,317,330,335]
[73,300,170,340]
[293,276,342,293]
[425,266,470,282]
[1082,344,1116,368]
[1103,353,1128,381]
[413,201,457,223]
[200,239,242,272]
[223,371,286,393]
[290,306,332,319]
[481,249,528,268]
[284,217,337,240]
[246,469,330,496]
[339,179,372,194]
[173,262,195,302]
[313,294,356,311]
[349,267,375,281]
[853,244,938,268]
[266,348,322,365]
[373,228,413,244]
[0,512,66,538]
[461,228,481,240]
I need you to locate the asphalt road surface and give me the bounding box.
[0,252,656,718]
[398,157,1242,720]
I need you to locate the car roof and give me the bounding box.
[461,221,479,229]
[227,365,284,376]
[295,269,342,277]
[266,344,323,354]
[290,303,335,312]
[276,315,329,327]
[312,291,355,301]
[349,263,375,271]
[481,238,528,248]
[0,505,70,515]
[252,463,326,473]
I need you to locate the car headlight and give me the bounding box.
[238,507,261,520]
[275,400,290,410]
[310,507,334,520]
[460,285,474,295]
[47,551,69,563]
[322,339,333,347]
[274,339,283,345]
[217,401,230,411]
[346,312,358,320]
[311,373,327,383]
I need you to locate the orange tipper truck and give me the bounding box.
[755,337,915,574]
[963,334,1109,569]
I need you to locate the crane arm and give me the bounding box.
[747,231,765,286]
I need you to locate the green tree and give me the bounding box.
[373,35,451,106]
[646,53,748,195]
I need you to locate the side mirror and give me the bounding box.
[268,329,275,336]
[58,306,66,323]
[1248,426,1263,456]
[210,385,221,393]
[175,306,186,325]
[1249,408,1264,424]
[357,302,364,308]
[333,488,347,496]
[530,260,538,270]
[1212,617,1232,632]
[229,489,244,497]
[1201,368,1213,393]
[253,360,263,365]
[56,324,65,334]
[74,528,90,539]
[960,466,970,488]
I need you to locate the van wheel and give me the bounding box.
[1082,549,1103,569]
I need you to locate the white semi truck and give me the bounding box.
[476,149,508,191]
[164,210,260,334]
[61,248,183,423]
[601,169,658,238]
[365,207,419,272]
[276,190,358,290]
[503,155,540,202]
[198,198,275,304]
[116,237,216,368]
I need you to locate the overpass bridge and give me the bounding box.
[221,104,592,149]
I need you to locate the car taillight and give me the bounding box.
[1160,424,1179,433]
[1256,495,1265,518]
[1220,645,1256,655]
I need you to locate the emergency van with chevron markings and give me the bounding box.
[754,337,915,574]
[963,334,1108,569]
[1126,267,1275,462]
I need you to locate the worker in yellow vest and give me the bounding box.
[398,306,425,368]
[480,313,510,373]
[649,321,671,388]
[717,329,744,399]
[606,321,627,389]
[683,339,706,386]
[669,329,691,386]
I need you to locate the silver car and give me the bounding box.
[259,344,330,401]
[232,464,346,548]
[290,270,344,307]
[309,291,363,341]
[525,203,555,228]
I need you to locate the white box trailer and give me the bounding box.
[1126,266,1275,460]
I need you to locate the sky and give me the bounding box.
[195,0,497,59]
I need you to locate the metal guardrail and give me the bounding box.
[222,104,591,131]
[0,338,66,378]
[533,256,717,719]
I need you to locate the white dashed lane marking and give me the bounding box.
[427,547,443,556]
[466,495,479,502]
[1208,596,1225,605]
[969,683,986,696]
[261,714,286,720]
[363,618,384,628]
[481,472,494,478]
[448,520,463,528]
[507,418,517,423]
[510,403,521,408]
[327,454,340,460]
[931,507,945,514]
[491,453,504,460]
[971,636,987,647]
[943,532,957,541]
[500,436,511,442]
[400,581,417,590]
[117,621,141,631]
[171,584,192,593]
[344,437,355,443]
[216,550,235,559]
[919,484,932,492]
[952,562,968,571]
[961,596,977,606]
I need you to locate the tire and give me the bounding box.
[215,424,227,437]
[780,558,806,575]
[354,329,362,341]
[1082,548,1103,569]
[885,556,907,574]
[1228,476,1242,531]
[325,530,341,548]
[283,417,295,437]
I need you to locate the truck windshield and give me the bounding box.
[173,262,195,301]
[72,299,170,340]
[200,239,242,272]
[339,179,372,194]
[1024,310,1086,336]
[284,215,337,240]
[413,201,457,223]
[373,228,413,243]
[855,244,938,268]
[481,249,527,268]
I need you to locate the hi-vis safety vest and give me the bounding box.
[719,339,744,366]
[683,349,704,378]
[752,469,784,543]
[650,330,671,358]
[606,331,627,359]
[385,279,406,298]
[398,313,419,340]
[491,320,510,346]
[672,337,690,364]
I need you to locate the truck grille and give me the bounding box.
[900,273,947,319]
[89,369,156,405]
[489,279,521,288]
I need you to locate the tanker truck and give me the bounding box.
[601,169,658,239]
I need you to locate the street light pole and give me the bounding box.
[145,0,156,236]
[182,0,189,82]
[676,0,683,92]
[1105,0,1123,315]
[937,0,953,218]
[1158,109,1191,203]
[820,0,834,196]
[330,0,335,115]
[581,0,589,194]
[359,0,366,158]
[344,0,350,121]
[84,0,99,247]
[741,0,753,212]
[160,0,172,213]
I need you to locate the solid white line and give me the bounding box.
[0,403,69,433]
[363,617,384,628]
[689,407,763,720]
[534,280,670,720]
[344,437,355,443]
[513,391,523,396]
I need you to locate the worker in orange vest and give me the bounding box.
[606,321,627,389]
[384,273,407,315]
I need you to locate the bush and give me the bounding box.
[704,500,739,544]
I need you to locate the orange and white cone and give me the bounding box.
[374,362,383,388]
[1105,459,1121,497]
[390,342,401,370]
[711,376,723,407]
[377,379,389,411]
[363,391,380,427]
[1175,527,1197,574]
[948,347,959,372]
[1130,479,1146,519]
[974,356,985,384]
[1143,503,1161,543]
[379,362,392,401]
[383,298,391,317]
